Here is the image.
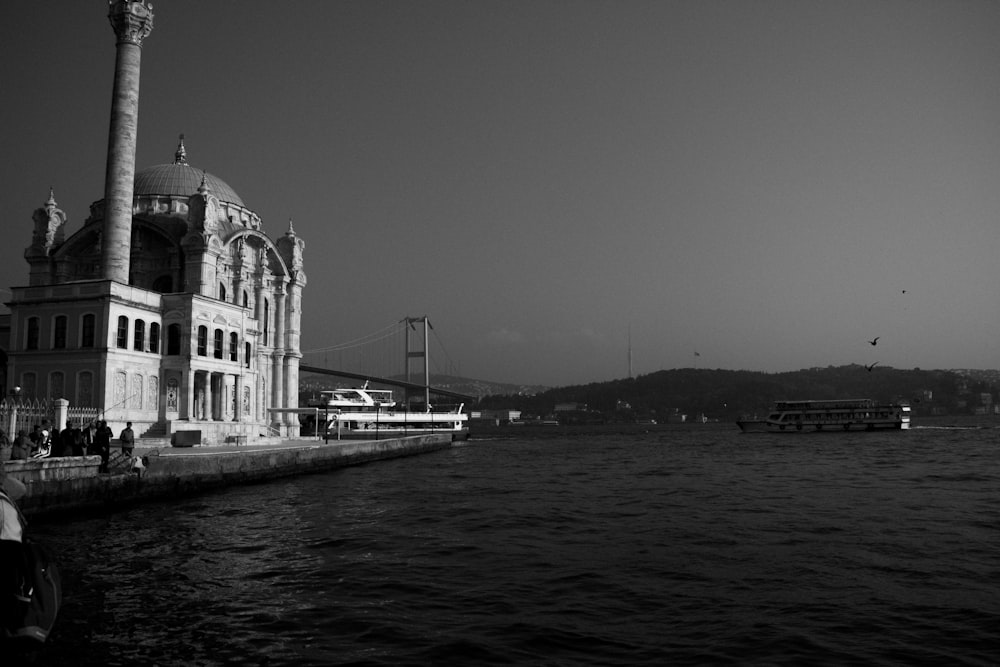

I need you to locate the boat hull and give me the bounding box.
[737,419,907,433]
[325,427,469,441]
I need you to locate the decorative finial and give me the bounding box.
[46,187,57,207]
[108,0,154,47]
[174,134,187,165]
[198,170,209,195]
[287,218,295,234]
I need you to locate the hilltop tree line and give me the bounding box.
[473,366,999,423]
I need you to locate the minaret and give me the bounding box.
[101,0,154,283]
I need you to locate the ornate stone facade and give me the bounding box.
[4,2,305,442]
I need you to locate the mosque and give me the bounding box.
[1,1,305,442]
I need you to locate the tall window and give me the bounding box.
[134,319,145,351]
[78,371,94,407]
[49,371,65,400]
[197,326,208,356]
[26,317,40,350]
[116,316,128,348]
[81,314,96,348]
[53,315,67,349]
[22,373,37,399]
[229,332,239,362]
[245,342,251,368]
[263,299,269,346]
[242,290,249,308]
[213,329,224,359]
[167,324,181,355]
[219,283,227,302]
[149,322,161,353]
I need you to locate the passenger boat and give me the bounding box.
[736,399,910,433]
[308,385,469,440]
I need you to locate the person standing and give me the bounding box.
[71,422,85,457]
[120,422,135,457]
[94,421,113,473]
[58,422,76,458]
[83,421,96,456]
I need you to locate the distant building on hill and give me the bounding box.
[474,409,522,425]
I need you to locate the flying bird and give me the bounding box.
[865,362,879,372]
[868,337,880,346]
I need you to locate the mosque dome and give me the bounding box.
[132,136,246,207]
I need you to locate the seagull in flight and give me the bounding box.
[868,337,880,346]
[865,361,879,372]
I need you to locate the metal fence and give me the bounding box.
[67,405,101,428]
[1,397,56,437]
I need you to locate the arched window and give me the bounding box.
[116,316,129,348]
[81,314,96,348]
[167,323,181,355]
[49,371,65,400]
[219,283,227,302]
[242,290,249,308]
[53,315,67,349]
[78,371,94,407]
[149,322,161,353]
[244,342,251,368]
[152,275,173,293]
[134,319,145,351]
[26,317,40,350]
[229,332,239,362]
[213,329,224,359]
[21,372,37,399]
[197,326,208,356]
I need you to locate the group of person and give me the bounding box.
[2,421,135,474]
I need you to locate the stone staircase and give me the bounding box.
[138,421,171,448]
[141,422,167,438]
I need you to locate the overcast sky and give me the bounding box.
[2,1,999,386]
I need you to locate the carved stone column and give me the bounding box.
[102,1,153,284]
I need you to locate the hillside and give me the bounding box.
[473,365,1000,422]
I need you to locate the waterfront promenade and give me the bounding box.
[7,434,455,518]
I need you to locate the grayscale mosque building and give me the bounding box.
[2,0,305,441]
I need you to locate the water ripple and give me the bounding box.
[23,426,1000,665]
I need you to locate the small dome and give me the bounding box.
[134,162,245,207]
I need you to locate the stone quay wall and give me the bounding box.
[6,435,454,518]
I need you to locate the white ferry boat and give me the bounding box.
[309,385,469,440]
[736,399,910,433]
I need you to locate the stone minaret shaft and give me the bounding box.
[101,1,153,283]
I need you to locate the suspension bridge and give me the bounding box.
[300,317,473,404]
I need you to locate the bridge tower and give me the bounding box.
[404,317,431,408]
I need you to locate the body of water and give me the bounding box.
[21,423,1000,665]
